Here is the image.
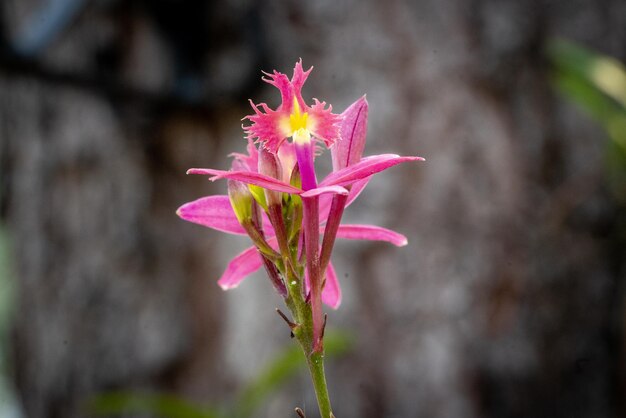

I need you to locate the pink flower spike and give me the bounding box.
[187,168,301,194]
[217,246,264,290]
[320,154,425,188]
[336,224,408,247]
[177,195,246,235]
[332,96,369,171]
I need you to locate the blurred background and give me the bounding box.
[1,0,625,417]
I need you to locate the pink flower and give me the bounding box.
[178,61,424,352]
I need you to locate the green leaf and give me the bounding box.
[232,331,352,418]
[88,391,222,418]
[547,39,626,151]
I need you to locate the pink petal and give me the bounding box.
[346,177,370,207]
[243,101,289,153]
[300,185,349,198]
[320,154,424,188]
[332,96,368,171]
[318,178,369,224]
[305,261,342,309]
[262,70,295,111]
[217,246,264,290]
[336,224,408,247]
[308,98,342,148]
[229,138,259,172]
[187,168,301,194]
[289,60,313,111]
[177,195,246,235]
[322,262,341,309]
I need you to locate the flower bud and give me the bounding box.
[227,179,253,225]
[258,148,283,208]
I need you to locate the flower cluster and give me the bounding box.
[177,60,423,353]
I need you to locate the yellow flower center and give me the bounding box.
[289,98,309,133]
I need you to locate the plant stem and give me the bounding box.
[284,267,334,418]
[306,350,333,418]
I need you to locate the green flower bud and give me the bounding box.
[227,179,253,225]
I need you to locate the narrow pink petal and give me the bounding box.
[176,195,246,235]
[318,178,368,225]
[336,224,408,247]
[322,262,341,309]
[346,177,370,207]
[320,154,424,188]
[300,185,349,198]
[229,138,259,172]
[217,246,264,290]
[187,168,301,194]
[305,261,342,309]
[332,96,368,171]
[308,98,342,148]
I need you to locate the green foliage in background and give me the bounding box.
[0,227,20,418]
[89,331,352,418]
[547,39,626,201]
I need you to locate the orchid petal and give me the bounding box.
[332,96,368,171]
[300,185,349,198]
[305,260,342,309]
[318,178,369,224]
[289,60,312,111]
[177,195,246,235]
[230,138,259,172]
[187,168,301,194]
[346,177,370,207]
[217,246,264,290]
[322,262,341,309]
[308,98,343,148]
[243,101,289,153]
[336,224,408,247]
[320,154,424,188]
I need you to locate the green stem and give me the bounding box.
[306,350,333,418]
[284,267,334,418]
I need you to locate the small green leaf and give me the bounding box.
[88,391,222,418]
[232,331,352,418]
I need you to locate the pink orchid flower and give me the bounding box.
[179,61,423,352]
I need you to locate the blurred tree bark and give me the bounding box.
[1,1,625,418]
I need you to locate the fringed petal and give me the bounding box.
[291,59,313,110]
[308,98,342,148]
[243,101,290,153]
[261,70,293,111]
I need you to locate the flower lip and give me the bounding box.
[243,60,342,153]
